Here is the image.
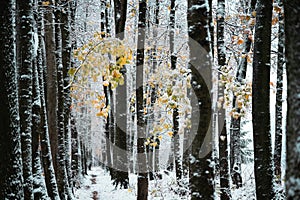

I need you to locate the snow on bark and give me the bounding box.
[252,0,275,199]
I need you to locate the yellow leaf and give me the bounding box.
[167,131,174,137]
[96,110,108,118]
[68,68,76,76]
[158,135,163,141]
[150,142,158,147]
[42,1,50,6]
[117,56,127,66]
[237,38,244,45]
[103,81,109,86]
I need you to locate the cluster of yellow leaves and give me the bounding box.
[134,47,192,147]
[219,65,252,119]
[70,31,132,117]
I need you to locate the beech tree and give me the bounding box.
[0,0,24,198]
[16,0,34,198]
[252,0,275,199]
[187,0,214,199]
[284,0,300,199]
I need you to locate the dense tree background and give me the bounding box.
[0,0,299,199]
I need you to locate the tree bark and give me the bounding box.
[136,1,148,199]
[187,0,214,199]
[0,1,24,198]
[16,0,34,198]
[284,0,300,199]
[217,0,230,199]
[252,0,274,199]
[274,0,284,184]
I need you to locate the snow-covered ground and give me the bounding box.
[75,167,189,199]
[74,165,269,200]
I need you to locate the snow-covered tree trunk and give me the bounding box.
[54,2,74,198]
[187,0,214,199]
[37,4,60,199]
[32,51,48,199]
[274,0,284,184]
[0,0,24,198]
[217,0,231,199]
[169,0,182,183]
[230,0,256,184]
[61,0,74,191]
[44,0,59,172]
[252,0,275,199]
[284,0,300,199]
[136,0,148,199]
[16,0,34,198]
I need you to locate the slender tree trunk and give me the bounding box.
[284,0,300,199]
[44,0,59,172]
[54,3,71,198]
[252,0,274,199]
[230,0,256,184]
[169,0,182,183]
[37,5,60,199]
[217,0,230,199]
[136,1,148,199]
[16,0,34,198]
[61,0,74,192]
[274,0,284,184]
[0,1,24,198]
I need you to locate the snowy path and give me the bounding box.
[74,167,189,200]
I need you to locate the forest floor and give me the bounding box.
[73,164,271,200]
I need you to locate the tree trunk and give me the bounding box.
[37,5,60,199]
[44,0,59,173]
[136,1,148,199]
[217,0,230,199]
[274,0,284,184]
[284,0,300,199]
[187,0,214,199]
[230,0,256,184]
[252,0,274,199]
[0,1,24,198]
[112,0,129,188]
[16,0,34,198]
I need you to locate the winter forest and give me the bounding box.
[0,0,299,199]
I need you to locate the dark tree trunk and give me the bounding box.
[37,5,60,198]
[0,1,24,198]
[284,0,300,199]
[54,3,72,198]
[274,0,284,184]
[136,1,148,199]
[44,0,59,173]
[187,0,214,199]
[61,0,74,192]
[217,0,230,199]
[32,53,48,200]
[112,0,129,188]
[252,0,274,199]
[16,0,34,198]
